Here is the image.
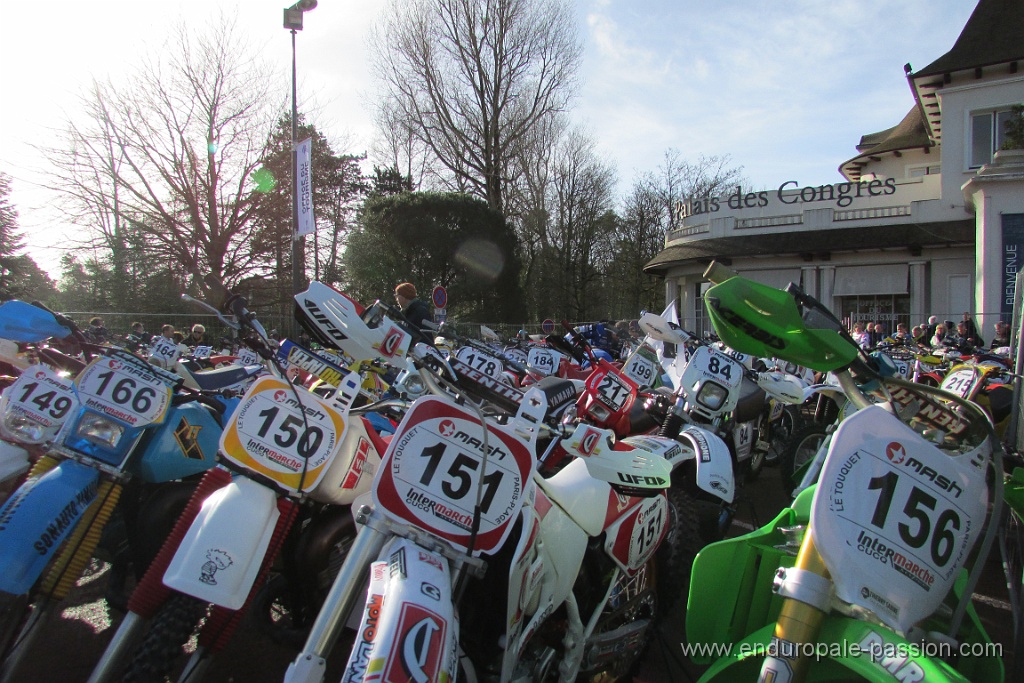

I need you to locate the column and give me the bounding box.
[909,261,927,327]
[800,266,819,300]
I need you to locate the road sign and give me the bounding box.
[541,319,555,334]
[432,286,448,309]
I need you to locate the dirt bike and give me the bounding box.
[280,341,697,683]
[685,262,1004,682]
[86,280,396,683]
[637,312,805,485]
[0,335,230,681]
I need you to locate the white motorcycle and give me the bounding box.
[282,343,698,683]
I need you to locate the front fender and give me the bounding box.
[342,537,458,683]
[679,426,734,503]
[695,616,1001,683]
[0,459,99,594]
[162,476,280,610]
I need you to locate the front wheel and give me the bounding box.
[778,423,830,496]
[121,592,208,683]
[657,488,703,611]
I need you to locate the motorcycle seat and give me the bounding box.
[733,378,765,423]
[183,364,261,392]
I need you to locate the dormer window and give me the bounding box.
[970,108,1015,168]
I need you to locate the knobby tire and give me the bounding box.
[121,592,207,683]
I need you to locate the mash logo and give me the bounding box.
[108,359,122,370]
[886,442,906,465]
[379,327,405,358]
[384,604,447,683]
[580,428,602,456]
[274,390,288,402]
[35,370,46,379]
[439,420,456,437]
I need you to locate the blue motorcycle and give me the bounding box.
[0,341,233,681]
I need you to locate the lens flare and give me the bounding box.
[251,168,277,193]
[454,238,504,282]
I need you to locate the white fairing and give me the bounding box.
[307,418,381,506]
[297,282,412,371]
[537,458,615,537]
[163,476,281,610]
[678,426,735,502]
[753,371,805,404]
[342,538,459,683]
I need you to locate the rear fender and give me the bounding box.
[0,459,100,594]
[679,426,734,502]
[162,476,280,610]
[342,537,458,683]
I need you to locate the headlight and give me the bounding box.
[696,381,728,411]
[587,402,610,422]
[3,412,47,443]
[401,375,426,398]
[75,412,125,449]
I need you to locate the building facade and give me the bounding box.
[645,0,1024,343]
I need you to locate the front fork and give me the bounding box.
[284,505,390,683]
[0,458,122,683]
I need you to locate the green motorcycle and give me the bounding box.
[685,262,1005,683]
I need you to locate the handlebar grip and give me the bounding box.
[703,261,737,285]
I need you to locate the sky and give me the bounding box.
[0,0,979,280]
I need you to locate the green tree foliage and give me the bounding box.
[250,116,369,318]
[345,192,524,322]
[1002,104,1024,150]
[0,172,59,303]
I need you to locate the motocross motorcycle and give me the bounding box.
[685,262,1004,683]
[280,342,698,683]
[636,313,805,484]
[86,281,393,683]
[0,301,91,498]
[0,339,231,681]
[939,356,1016,437]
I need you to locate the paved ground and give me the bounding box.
[12,465,1018,682]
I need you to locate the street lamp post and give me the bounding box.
[283,0,317,315]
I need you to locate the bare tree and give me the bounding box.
[46,14,281,294]
[539,129,616,320]
[370,0,582,214]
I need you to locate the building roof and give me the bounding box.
[840,107,933,180]
[914,0,1024,78]
[906,0,1024,146]
[643,220,974,275]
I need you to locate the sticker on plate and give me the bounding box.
[220,376,345,492]
[812,405,987,633]
[1,365,78,433]
[75,351,175,426]
[455,347,504,381]
[373,396,535,554]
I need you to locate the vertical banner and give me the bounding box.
[295,137,315,236]
[1002,213,1024,322]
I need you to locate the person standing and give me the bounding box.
[394,283,432,333]
[990,321,1011,349]
[87,317,110,342]
[188,324,207,348]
